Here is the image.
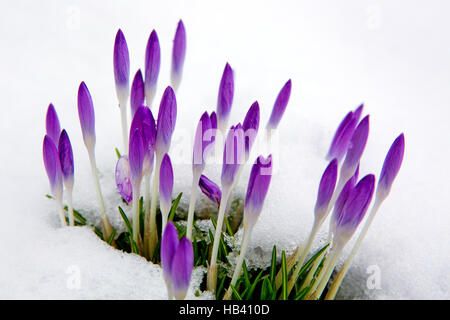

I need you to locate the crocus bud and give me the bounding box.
[77,82,96,150]
[327,111,358,162]
[216,63,234,132]
[159,153,174,217]
[267,79,292,130]
[130,70,145,118]
[353,103,364,123]
[130,106,157,174]
[145,30,161,107]
[198,174,222,207]
[192,112,213,174]
[45,103,61,145]
[341,115,370,178]
[171,237,194,300]
[314,158,338,222]
[43,135,63,200]
[221,123,245,188]
[128,128,144,184]
[161,221,179,284]
[58,129,74,191]
[334,174,375,249]
[244,155,273,228]
[155,87,177,157]
[115,156,133,203]
[377,133,405,201]
[243,101,260,160]
[113,29,130,103]
[171,19,186,91]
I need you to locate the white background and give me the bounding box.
[0,0,449,299]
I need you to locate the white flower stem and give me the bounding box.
[186,172,200,241]
[66,187,75,226]
[132,182,141,248]
[56,196,68,227]
[119,100,129,153]
[223,224,253,300]
[87,149,113,240]
[325,197,383,300]
[147,155,162,259]
[207,187,231,292]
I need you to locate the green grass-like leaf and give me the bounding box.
[168,193,182,222]
[281,250,288,300]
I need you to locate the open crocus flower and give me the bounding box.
[130,70,145,118]
[58,129,75,226]
[267,79,292,130]
[171,19,186,92]
[45,103,61,145]
[198,174,221,207]
[216,63,234,133]
[161,222,194,300]
[145,30,161,107]
[159,153,174,230]
[115,155,133,204]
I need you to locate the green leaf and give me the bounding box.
[294,285,311,300]
[115,148,121,159]
[118,206,132,235]
[270,245,277,286]
[225,217,234,236]
[297,243,330,284]
[107,228,117,245]
[216,275,227,300]
[230,284,242,300]
[281,250,288,300]
[242,260,251,288]
[245,269,264,300]
[168,193,182,221]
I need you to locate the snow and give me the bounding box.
[1,0,449,299]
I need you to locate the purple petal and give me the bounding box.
[210,111,217,144]
[115,156,133,203]
[159,153,174,213]
[145,30,161,106]
[171,237,194,300]
[155,86,177,156]
[267,79,292,129]
[335,174,375,246]
[329,172,357,236]
[377,133,405,199]
[43,135,63,199]
[314,158,338,219]
[58,129,74,190]
[198,174,222,207]
[244,155,273,226]
[113,29,130,100]
[342,115,370,177]
[45,103,61,145]
[192,111,213,173]
[243,101,260,159]
[130,105,157,173]
[327,111,358,162]
[130,70,145,118]
[171,19,186,90]
[353,103,364,123]
[221,123,245,188]
[216,63,234,131]
[77,82,96,149]
[161,221,179,281]
[128,128,144,183]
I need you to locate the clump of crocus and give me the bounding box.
[224,155,273,299]
[161,222,194,300]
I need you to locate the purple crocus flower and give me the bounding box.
[192,111,213,174]
[377,133,405,200]
[244,155,273,227]
[130,106,157,174]
[334,174,375,248]
[341,115,370,178]
[267,79,292,130]
[314,158,338,221]
[113,29,130,103]
[45,103,61,145]
[243,101,260,160]
[171,19,186,91]
[128,128,145,184]
[221,123,245,188]
[216,63,234,132]
[130,70,145,118]
[145,30,161,107]
[43,135,63,200]
[155,86,177,157]
[77,82,96,150]
[161,222,194,300]
[159,153,174,218]
[115,155,133,204]
[353,103,364,123]
[327,111,358,162]
[198,174,222,207]
[58,129,74,190]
